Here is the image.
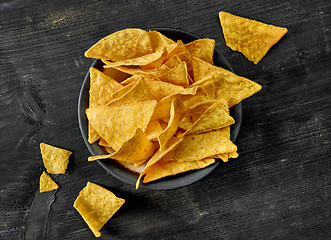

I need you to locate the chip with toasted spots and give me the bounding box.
[85,28,153,61]
[73,182,125,237]
[40,143,72,174]
[219,11,288,64]
[186,38,215,64]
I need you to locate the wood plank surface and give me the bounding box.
[0,0,330,239]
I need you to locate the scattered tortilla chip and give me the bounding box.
[174,128,237,162]
[85,28,153,61]
[86,101,157,151]
[40,143,72,174]
[73,182,125,237]
[186,39,215,64]
[143,157,215,183]
[88,128,156,163]
[40,171,59,193]
[192,57,262,107]
[219,11,288,64]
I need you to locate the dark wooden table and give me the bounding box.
[1,0,330,239]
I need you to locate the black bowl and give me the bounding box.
[78,28,242,190]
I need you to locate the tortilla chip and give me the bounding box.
[145,120,164,141]
[187,101,235,134]
[185,39,215,64]
[88,67,123,143]
[191,57,262,107]
[219,11,288,64]
[107,77,156,107]
[152,86,197,120]
[120,75,184,101]
[40,171,59,193]
[159,61,190,87]
[163,40,187,63]
[174,128,237,162]
[158,97,185,150]
[85,28,153,61]
[136,136,183,189]
[73,182,125,237]
[102,47,166,68]
[86,101,157,151]
[143,157,215,183]
[40,143,72,174]
[88,128,156,163]
[148,30,176,52]
[99,138,111,148]
[215,151,239,162]
[114,65,166,78]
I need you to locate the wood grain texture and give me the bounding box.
[0,0,330,239]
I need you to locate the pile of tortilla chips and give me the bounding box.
[84,28,262,188]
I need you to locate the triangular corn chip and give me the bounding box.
[143,157,215,183]
[148,30,176,52]
[40,171,59,193]
[40,143,72,174]
[192,57,262,107]
[73,182,125,237]
[88,128,157,163]
[174,128,237,162]
[187,101,235,134]
[85,29,153,61]
[160,61,190,87]
[185,39,215,64]
[86,101,157,151]
[88,67,123,143]
[219,11,288,64]
[158,97,185,150]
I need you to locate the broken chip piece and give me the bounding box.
[40,171,59,193]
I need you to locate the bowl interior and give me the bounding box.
[78,28,242,190]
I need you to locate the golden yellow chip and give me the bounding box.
[98,138,111,148]
[40,171,59,193]
[73,182,125,237]
[148,30,176,52]
[143,157,215,183]
[187,101,235,135]
[145,120,164,141]
[88,67,123,144]
[158,97,185,150]
[40,143,72,174]
[160,61,189,87]
[191,57,262,107]
[136,136,183,189]
[163,40,187,63]
[185,39,215,64]
[85,28,153,61]
[120,75,184,101]
[107,77,156,108]
[88,128,157,163]
[174,128,237,162]
[86,101,157,151]
[219,11,288,64]
[102,47,166,68]
[215,151,239,162]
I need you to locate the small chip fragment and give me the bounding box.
[40,171,59,193]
